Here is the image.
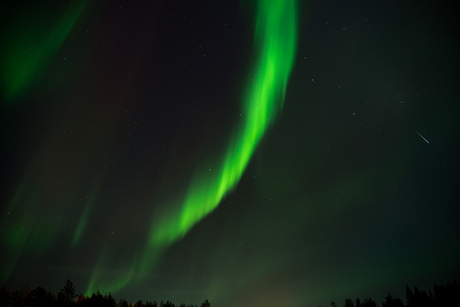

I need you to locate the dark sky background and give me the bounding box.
[1,0,459,306]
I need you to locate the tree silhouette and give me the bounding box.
[30,286,54,307]
[162,300,175,307]
[0,287,9,306]
[362,297,377,307]
[12,285,31,307]
[57,279,77,306]
[201,299,210,307]
[119,298,129,307]
[433,280,460,307]
[145,300,158,307]
[382,293,404,307]
[344,298,354,307]
[86,290,104,307]
[76,295,87,307]
[406,284,414,307]
[104,292,116,307]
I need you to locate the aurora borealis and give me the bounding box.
[85,0,297,296]
[2,0,88,102]
[1,0,459,306]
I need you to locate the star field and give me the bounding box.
[1,1,459,306]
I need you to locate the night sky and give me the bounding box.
[1,0,459,306]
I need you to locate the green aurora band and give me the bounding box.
[1,0,87,103]
[86,0,298,295]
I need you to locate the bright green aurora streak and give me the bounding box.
[86,0,298,295]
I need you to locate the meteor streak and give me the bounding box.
[414,129,429,144]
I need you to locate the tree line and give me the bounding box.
[0,279,211,307]
[328,280,459,307]
[0,279,458,307]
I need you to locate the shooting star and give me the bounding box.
[414,129,429,144]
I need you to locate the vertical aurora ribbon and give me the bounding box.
[86,0,298,295]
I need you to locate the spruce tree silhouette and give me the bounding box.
[362,297,377,307]
[382,293,404,307]
[57,279,77,307]
[30,286,54,307]
[344,298,354,307]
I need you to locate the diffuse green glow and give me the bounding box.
[72,180,100,248]
[1,180,61,283]
[86,252,137,296]
[2,0,87,102]
[0,179,34,284]
[86,0,298,294]
[72,209,89,248]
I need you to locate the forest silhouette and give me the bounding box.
[0,279,458,307]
